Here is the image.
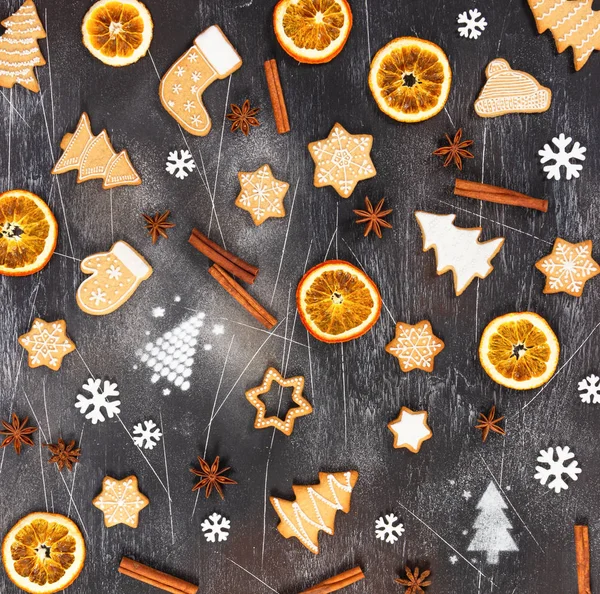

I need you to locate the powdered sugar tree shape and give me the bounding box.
[201,513,230,543]
[415,212,504,295]
[375,513,405,544]
[457,9,487,39]
[75,378,120,424]
[534,446,581,493]
[132,420,162,450]
[538,134,586,180]
[467,482,518,564]
[136,312,206,391]
[165,149,196,179]
[578,374,600,404]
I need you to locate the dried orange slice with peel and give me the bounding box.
[0,189,58,276]
[479,312,560,390]
[369,37,452,123]
[273,0,353,64]
[2,512,86,594]
[82,0,153,67]
[297,260,381,343]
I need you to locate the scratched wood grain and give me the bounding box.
[0,0,599,592]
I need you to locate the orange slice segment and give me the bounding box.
[0,189,58,276]
[479,312,560,390]
[273,0,352,64]
[2,512,86,594]
[368,37,452,123]
[82,0,153,67]
[297,260,381,343]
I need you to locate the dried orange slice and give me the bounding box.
[82,0,153,67]
[297,260,381,343]
[479,312,560,391]
[2,512,85,594]
[273,0,352,64]
[368,37,452,123]
[0,190,58,276]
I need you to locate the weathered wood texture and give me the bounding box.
[0,0,599,592]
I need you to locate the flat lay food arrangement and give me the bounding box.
[0,0,598,592]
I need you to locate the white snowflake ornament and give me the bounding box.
[132,420,163,450]
[578,374,600,404]
[75,378,120,424]
[166,149,196,180]
[201,513,230,543]
[538,134,586,180]
[457,9,488,39]
[375,513,405,544]
[534,446,581,493]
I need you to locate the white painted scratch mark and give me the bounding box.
[75,349,94,379]
[222,555,280,593]
[109,189,114,243]
[67,424,85,518]
[42,379,51,442]
[39,440,49,512]
[444,106,455,129]
[0,89,31,128]
[213,316,308,349]
[159,411,175,545]
[43,9,55,141]
[7,87,12,190]
[340,341,347,445]
[324,226,338,260]
[364,0,371,60]
[53,252,82,262]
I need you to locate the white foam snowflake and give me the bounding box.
[132,420,163,450]
[201,513,230,543]
[166,150,196,180]
[534,446,581,493]
[75,378,120,424]
[457,9,487,39]
[375,513,405,544]
[578,374,600,404]
[538,134,586,180]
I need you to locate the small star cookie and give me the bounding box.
[385,320,445,372]
[535,238,599,297]
[245,367,312,435]
[387,407,432,453]
[308,123,376,198]
[235,164,290,225]
[92,475,149,528]
[18,318,75,371]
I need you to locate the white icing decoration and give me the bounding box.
[194,25,242,76]
[388,408,432,452]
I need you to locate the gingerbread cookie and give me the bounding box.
[385,320,445,373]
[308,123,376,198]
[76,241,152,316]
[159,25,242,136]
[52,113,141,189]
[387,407,432,453]
[92,475,149,528]
[18,318,75,371]
[475,59,551,117]
[235,165,289,225]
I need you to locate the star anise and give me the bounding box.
[353,197,393,238]
[44,438,81,471]
[432,128,474,170]
[395,566,432,593]
[0,413,37,455]
[227,100,260,135]
[475,405,506,442]
[143,210,175,243]
[190,455,237,499]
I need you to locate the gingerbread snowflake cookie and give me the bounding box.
[308,123,376,198]
[385,320,444,373]
[235,165,289,225]
[18,318,75,371]
[93,475,149,528]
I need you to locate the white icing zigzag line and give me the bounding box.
[538,0,565,21]
[0,46,39,56]
[576,24,600,62]
[0,57,41,68]
[559,10,592,42]
[532,0,545,9]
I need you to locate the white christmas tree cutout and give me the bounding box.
[415,212,504,296]
[467,481,518,564]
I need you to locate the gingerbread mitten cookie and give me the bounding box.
[77,241,152,316]
[159,25,242,136]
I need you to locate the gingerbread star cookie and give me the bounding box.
[18,318,75,371]
[385,320,445,373]
[535,238,599,297]
[388,407,432,453]
[245,367,312,435]
[308,123,376,198]
[92,475,149,528]
[235,165,290,225]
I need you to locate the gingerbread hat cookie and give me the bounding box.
[159,25,242,136]
[474,59,551,118]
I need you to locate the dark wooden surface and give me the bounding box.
[1,0,599,592]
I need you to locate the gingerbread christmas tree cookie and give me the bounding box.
[385,320,445,373]
[18,318,75,371]
[93,475,149,528]
[235,165,289,225]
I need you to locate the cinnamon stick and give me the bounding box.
[575,525,592,594]
[209,264,277,329]
[189,229,258,284]
[119,557,198,594]
[299,567,365,594]
[264,59,290,134]
[454,179,548,212]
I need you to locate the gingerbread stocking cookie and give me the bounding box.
[77,241,152,316]
[159,25,242,136]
